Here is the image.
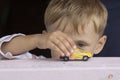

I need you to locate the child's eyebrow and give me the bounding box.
[75,40,90,46]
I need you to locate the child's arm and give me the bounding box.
[1,31,76,58]
[0,34,35,59]
[1,34,38,56]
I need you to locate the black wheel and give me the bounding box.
[83,56,89,61]
[60,56,69,61]
[63,56,69,61]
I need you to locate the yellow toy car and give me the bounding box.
[60,48,92,61]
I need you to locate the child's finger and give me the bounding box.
[51,37,70,56]
[59,32,77,51]
[64,35,76,49]
[50,42,65,56]
[56,36,74,56]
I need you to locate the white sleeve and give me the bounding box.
[0,33,34,60]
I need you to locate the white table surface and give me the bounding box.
[0,57,120,80]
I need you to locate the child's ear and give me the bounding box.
[94,35,107,54]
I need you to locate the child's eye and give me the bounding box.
[75,41,89,49]
[77,43,85,47]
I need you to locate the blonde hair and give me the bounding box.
[44,0,108,36]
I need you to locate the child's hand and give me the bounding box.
[36,31,76,58]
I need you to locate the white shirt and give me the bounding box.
[0,33,38,60]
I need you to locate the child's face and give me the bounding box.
[46,18,107,55]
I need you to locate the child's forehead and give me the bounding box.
[50,17,98,35]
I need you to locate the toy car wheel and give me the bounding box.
[83,56,89,61]
[63,56,69,61]
[60,56,69,61]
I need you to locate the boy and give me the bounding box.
[0,0,108,59]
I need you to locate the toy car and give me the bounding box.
[60,48,92,61]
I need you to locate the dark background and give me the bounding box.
[0,0,120,57]
[95,0,120,57]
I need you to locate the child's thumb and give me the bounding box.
[42,30,47,34]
